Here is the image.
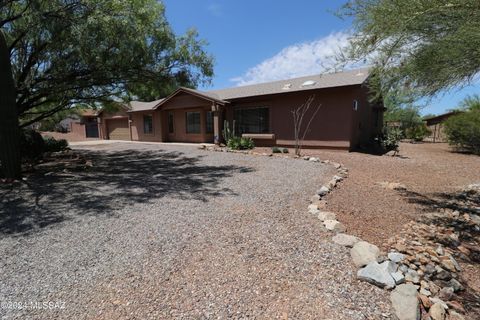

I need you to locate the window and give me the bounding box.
[234,107,269,134]
[353,100,359,111]
[168,112,174,133]
[186,111,201,134]
[206,111,214,133]
[143,115,153,134]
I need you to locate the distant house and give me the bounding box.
[97,68,384,150]
[423,111,462,143]
[65,109,100,139]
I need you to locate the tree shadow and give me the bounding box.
[0,148,254,236]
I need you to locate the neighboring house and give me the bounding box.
[423,111,462,143]
[97,68,384,150]
[66,109,100,139]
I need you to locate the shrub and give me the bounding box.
[272,147,282,153]
[227,136,255,150]
[374,128,402,154]
[43,136,69,152]
[20,129,45,160]
[405,123,431,141]
[240,137,254,149]
[444,110,480,154]
[282,148,289,153]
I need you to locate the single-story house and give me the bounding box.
[423,111,462,143]
[97,68,384,150]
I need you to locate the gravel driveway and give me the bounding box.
[0,142,390,319]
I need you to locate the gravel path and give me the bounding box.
[0,142,390,319]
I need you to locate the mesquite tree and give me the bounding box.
[291,95,321,156]
[0,29,21,180]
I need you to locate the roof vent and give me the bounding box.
[301,80,316,87]
[282,83,292,90]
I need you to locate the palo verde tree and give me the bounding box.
[338,0,480,100]
[0,0,213,179]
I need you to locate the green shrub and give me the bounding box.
[272,147,281,153]
[227,136,255,150]
[240,137,254,149]
[444,110,480,154]
[375,128,402,154]
[20,129,45,160]
[405,123,431,141]
[282,148,289,153]
[43,136,69,152]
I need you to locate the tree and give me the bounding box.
[0,29,21,180]
[291,95,321,156]
[1,0,214,127]
[338,0,480,100]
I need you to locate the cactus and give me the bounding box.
[222,119,234,142]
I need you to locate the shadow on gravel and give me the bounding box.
[0,148,254,236]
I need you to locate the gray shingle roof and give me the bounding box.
[128,99,164,112]
[207,68,370,100]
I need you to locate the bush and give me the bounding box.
[444,110,480,154]
[282,148,289,153]
[20,129,45,160]
[43,136,69,152]
[227,136,255,150]
[405,123,431,141]
[272,147,282,153]
[373,128,402,154]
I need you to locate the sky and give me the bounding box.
[162,0,479,116]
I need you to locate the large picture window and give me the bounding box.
[206,111,214,133]
[186,111,201,134]
[143,115,153,134]
[234,107,269,134]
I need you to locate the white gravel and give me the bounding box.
[0,142,391,319]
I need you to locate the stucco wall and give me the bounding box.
[130,111,163,142]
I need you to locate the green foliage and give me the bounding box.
[405,123,431,142]
[271,147,281,153]
[43,136,69,152]
[376,128,402,153]
[458,94,480,112]
[338,1,480,100]
[282,148,289,153]
[222,120,235,142]
[444,109,480,155]
[20,129,45,160]
[1,0,214,127]
[226,136,254,150]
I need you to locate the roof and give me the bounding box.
[126,68,370,112]
[208,68,370,100]
[79,109,99,117]
[423,111,462,124]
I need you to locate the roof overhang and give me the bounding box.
[153,87,228,110]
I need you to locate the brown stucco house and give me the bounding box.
[97,68,384,150]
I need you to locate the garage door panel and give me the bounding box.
[107,118,130,140]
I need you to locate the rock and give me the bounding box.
[418,294,432,308]
[429,298,448,310]
[351,241,380,267]
[388,252,405,263]
[323,220,346,233]
[429,303,446,320]
[312,199,328,209]
[310,194,321,203]
[438,287,454,301]
[357,261,396,289]
[405,269,420,284]
[399,264,409,273]
[446,301,465,313]
[436,245,445,256]
[391,271,405,285]
[425,263,436,275]
[318,211,336,221]
[441,259,456,272]
[448,279,463,292]
[317,186,330,196]
[419,288,431,296]
[436,270,452,281]
[332,175,343,182]
[447,311,465,320]
[332,233,359,247]
[308,157,320,162]
[390,284,420,320]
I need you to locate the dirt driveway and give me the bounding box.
[0,142,390,319]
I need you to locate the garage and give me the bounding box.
[106,118,130,140]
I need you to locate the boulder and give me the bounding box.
[318,211,336,221]
[391,271,406,285]
[429,303,446,320]
[357,261,397,289]
[388,252,406,263]
[323,220,346,233]
[332,233,359,247]
[317,186,330,196]
[351,241,380,267]
[390,284,420,320]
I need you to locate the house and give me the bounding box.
[98,68,384,150]
[67,109,100,139]
[423,111,461,143]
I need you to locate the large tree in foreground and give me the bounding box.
[1,0,214,127]
[339,0,480,100]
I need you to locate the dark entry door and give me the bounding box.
[85,118,99,138]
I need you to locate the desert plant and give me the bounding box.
[20,129,45,161]
[292,95,321,156]
[227,136,254,150]
[444,110,480,154]
[282,148,289,153]
[405,123,431,142]
[239,137,254,149]
[272,147,281,153]
[43,137,69,152]
[222,120,235,142]
[378,128,403,155]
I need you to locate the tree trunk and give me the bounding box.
[0,30,21,180]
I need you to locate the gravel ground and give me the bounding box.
[0,142,391,319]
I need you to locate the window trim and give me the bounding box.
[233,106,270,134]
[143,114,154,135]
[185,111,201,134]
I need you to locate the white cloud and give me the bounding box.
[230,32,356,86]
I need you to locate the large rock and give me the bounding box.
[357,261,396,289]
[350,241,380,267]
[388,252,405,263]
[317,186,330,196]
[429,303,446,320]
[323,220,346,233]
[318,211,336,221]
[390,284,420,320]
[332,233,359,247]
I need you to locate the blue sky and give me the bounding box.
[163,0,479,116]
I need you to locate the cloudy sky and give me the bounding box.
[163,0,479,115]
